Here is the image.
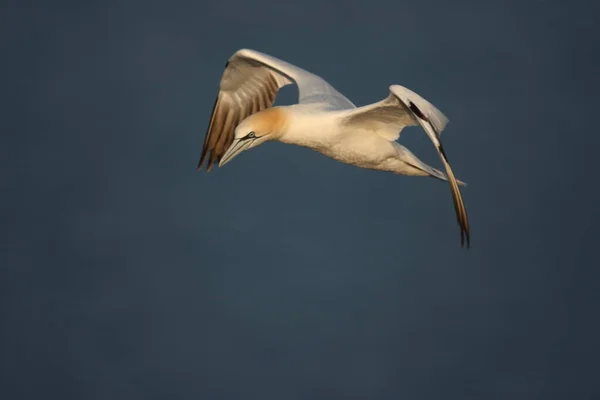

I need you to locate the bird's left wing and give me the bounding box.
[342,85,470,248]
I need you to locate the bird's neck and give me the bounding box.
[279,130,328,150]
[278,108,339,151]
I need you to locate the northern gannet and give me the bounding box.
[197,49,470,248]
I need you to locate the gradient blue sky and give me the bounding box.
[2,0,600,398]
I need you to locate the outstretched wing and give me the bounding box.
[343,84,470,248]
[198,49,355,170]
[197,52,291,170]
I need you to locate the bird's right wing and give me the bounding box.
[239,49,356,110]
[198,49,355,170]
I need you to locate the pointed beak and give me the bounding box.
[219,138,254,167]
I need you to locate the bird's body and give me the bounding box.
[276,104,453,180]
[198,49,471,247]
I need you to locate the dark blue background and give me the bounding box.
[2,0,599,398]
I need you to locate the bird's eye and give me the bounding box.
[247,132,256,138]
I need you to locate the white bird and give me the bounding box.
[197,49,470,248]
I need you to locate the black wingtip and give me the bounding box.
[408,101,427,120]
[461,230,471,249]
[197,149,212,172]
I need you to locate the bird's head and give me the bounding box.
[219,107,288,167]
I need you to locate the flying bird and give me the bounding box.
[197,49,470,248]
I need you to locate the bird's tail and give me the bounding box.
[428,167,468,187]
[394,143,467,186]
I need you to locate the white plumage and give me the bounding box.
[198,48,470,248]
